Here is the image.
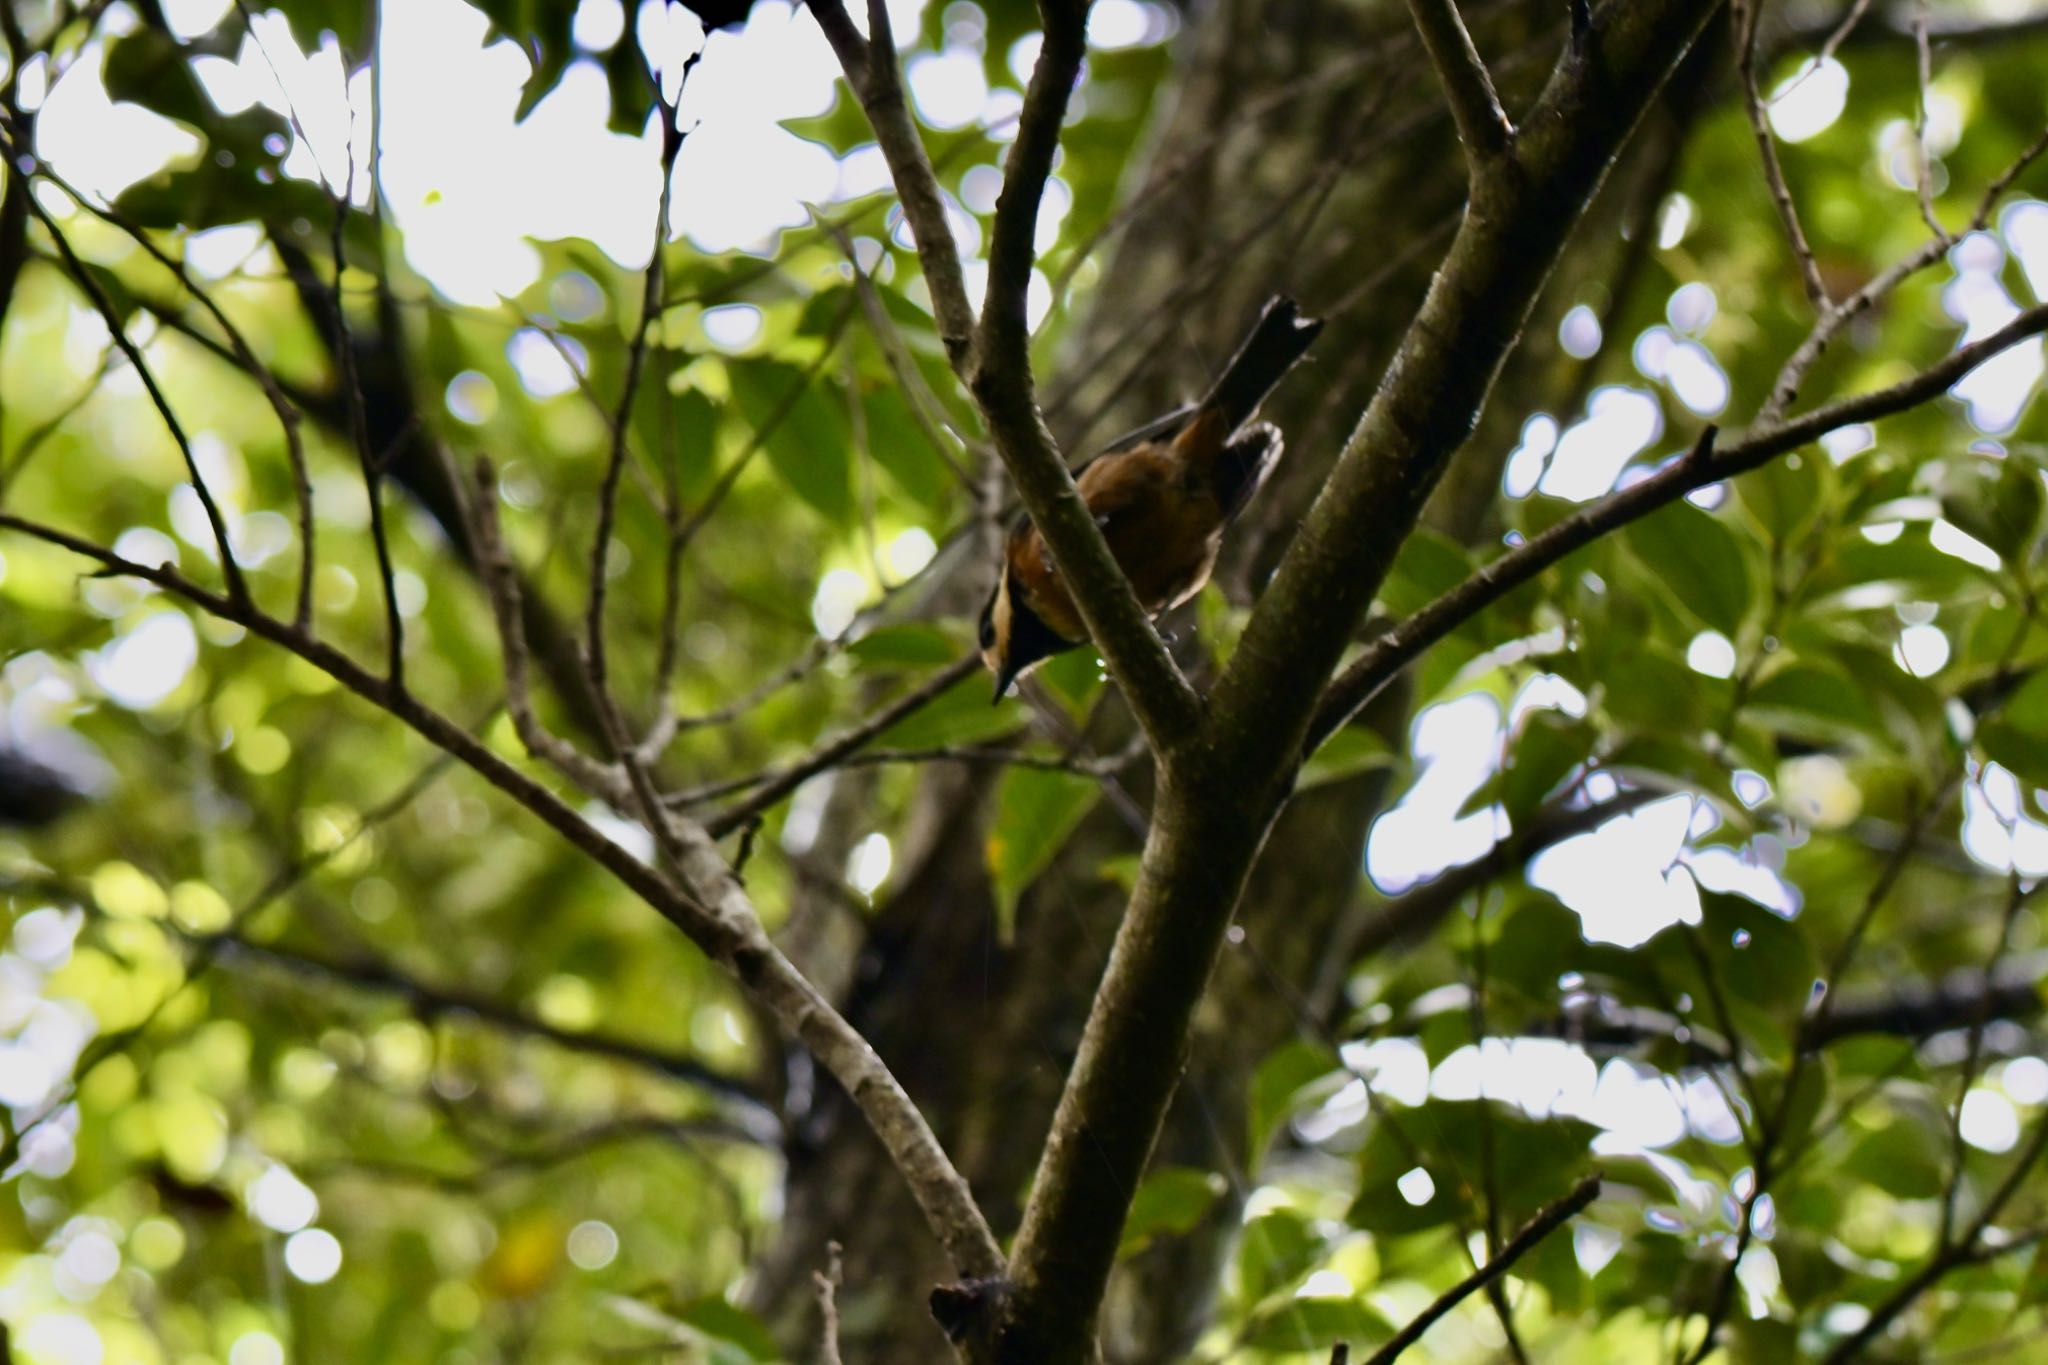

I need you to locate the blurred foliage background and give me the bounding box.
[2,0,2048,1362]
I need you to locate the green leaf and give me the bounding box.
[472,0,582,122]
[269,0,375,54]
[1118,1166,1225,1258]
[1624,501,1753,636]
[1505,712,1590,823]
[727,359,853,524]
[104,30,212,126]
[1236,1208,1324,1304]
[1976,717,2048,788]
[1378,527,1477,618]
[1299,725,1396,790]
[671,1296,780,1361]
[1747,662,1887,748]
[863,385,953,510]
[1248,1042,1342,1169]
[873,671,1015,749]
[1241,1296,1392,1353]
[1352,1102,1597,1236]
[1655,893,1816,1038]
[987,768,1099,940]
[1934,457,2044,565]
[1841,1112,1947,1199]
[1736,449,1824,542]
[847,624,961,666]
[604,33,657,134]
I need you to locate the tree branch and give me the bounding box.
[204,930,775,1125]
[1820,1117,2048,1364]
[970,0,1205,750]
[0,511,1005,1287]
[7,170,248,604]
[1405,0,1513,167]
[1363,1175,1601,1365]
[806,0,976,366]
[1733,0,1831,311]
[1312,301,2048,746]
[981,10,1723,1356]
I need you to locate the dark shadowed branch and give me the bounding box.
[1404,0,1513,166]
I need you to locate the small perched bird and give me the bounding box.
[979,295,1325,700]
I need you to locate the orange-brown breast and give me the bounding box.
[1009,437,1226,640]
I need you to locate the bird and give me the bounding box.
[978,295,1325,700]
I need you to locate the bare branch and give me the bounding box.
[11,153,317,625]
[591,75,692,713]
[698,655,982,836]
[467,455,628,799]
[1314,301,2048,746]
[6,171,248,603]
[1363,1175,1601,1365]
[816,1241,847,1365]
[1909,1,1947,241]
[1733,0,1831,311]
[807,0,976,365]
[0,511,1004,1283]
[1405,0,1513,166]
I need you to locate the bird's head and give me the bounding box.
[979,567,1074,702]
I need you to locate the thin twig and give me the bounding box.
[825,219,977,488]
[6,171,248,602]
[590,73,693,711]
[1362,1176,1601,1365]
[1734,0,1831,311]
[699,655,982,836]
[807,0,976,365]
[1820,1119,2048,1364]
[1756,116,2046,425]
[1316,302,2048,746]
[815,1241,846,1365]
[1910,0,1947,241]
[14,154,317,624]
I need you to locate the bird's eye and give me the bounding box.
[977,607,996,651]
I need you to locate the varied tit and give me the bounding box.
[978,295,1325,700]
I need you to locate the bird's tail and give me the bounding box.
[1196,296,1325,433]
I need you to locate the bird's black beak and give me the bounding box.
[991,661,1019,704]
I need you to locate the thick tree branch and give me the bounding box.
[970,0,1204,750]
[982,0,1085,355]
[1405,0,1513,166]
[984,9,1723,1357]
